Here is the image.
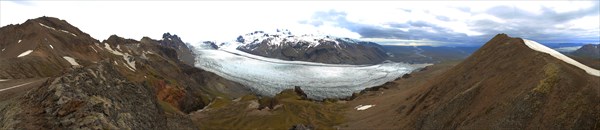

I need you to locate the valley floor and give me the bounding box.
[341,61,460,129]
[187,60,460,129]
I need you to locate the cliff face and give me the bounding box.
[160,33,196,66]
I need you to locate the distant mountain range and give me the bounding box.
[232,30,389,65]
[572,44,600,59]
[1,17,599,129]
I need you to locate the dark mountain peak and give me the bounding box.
[572,44,600,59]
[22,16,85,36]
[162,32,172,38]
[157,33,195,66]
[162,32,183,43]
[580,44,599,49]
[159,33,187,51]
[103,35,138,45]
[140,36,158,43]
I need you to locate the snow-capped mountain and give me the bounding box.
[232,30,389,65]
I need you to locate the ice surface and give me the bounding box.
[17,50,33,57]
[523,39,600,77]
[62,56,80,66]
[18,40,21,43]
[49,44,54,49]
[192,44,430,100]
[104,43,124,55]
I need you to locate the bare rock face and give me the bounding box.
[0,62,195,129]
[235,31,389,65]
[160,33,196,66]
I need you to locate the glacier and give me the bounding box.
[191,42,430,100]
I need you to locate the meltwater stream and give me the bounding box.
[192,44,430,100]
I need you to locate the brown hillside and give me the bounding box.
[397,34,600,129]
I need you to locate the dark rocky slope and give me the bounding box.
[0,62,195,129]
[0,16,250,129]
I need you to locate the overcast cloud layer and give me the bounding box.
[1,1,598,46]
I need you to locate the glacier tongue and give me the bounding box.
[192,45,430,100]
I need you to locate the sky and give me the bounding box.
[1,1,599,46]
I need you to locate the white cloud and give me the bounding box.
[1,1,597,45]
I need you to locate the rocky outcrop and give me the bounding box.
[235,31,389,65]
[0,62,195,129]
[160,33,196,66]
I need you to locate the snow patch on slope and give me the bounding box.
[17,50,33,57]
[122,53,136,71]
[39,23,77,37]
[104,43,124,55]
[523,39,600,77]
[90,46,98,53]
[62,56,80,66]
[103,43,136,71]
[49,44,54,49]
[355,105,375,111]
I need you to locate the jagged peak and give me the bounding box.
[162,32,182,42]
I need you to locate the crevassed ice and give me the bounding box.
[523,39,600,77]
[192,44,430,100]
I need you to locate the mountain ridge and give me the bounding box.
[232,30,389,65]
